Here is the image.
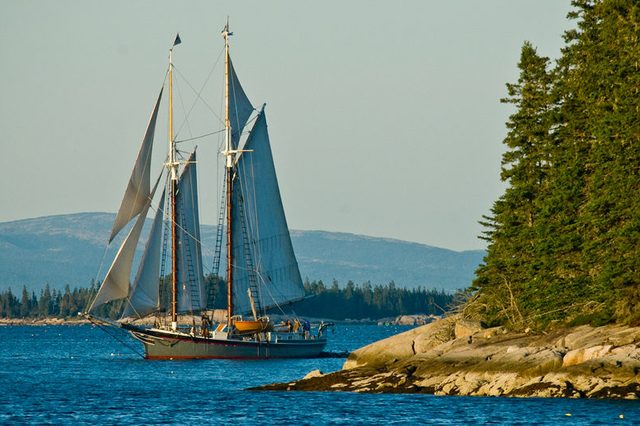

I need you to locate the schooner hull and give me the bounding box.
[123,324,327,359]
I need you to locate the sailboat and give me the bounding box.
[86,24,330,359]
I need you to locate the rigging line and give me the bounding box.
[86,316,145,359]
[173,76,194,141]
[91,166,163,310]
[232,170,256,312]
[229,63,256,142]
[217,72,226,153]
[175,129,225,144]
[189,152,205,311]
[172,60,224,137]
[91,244,110,302]
[146,167,168,210]
[233,113,259,152]
[253,269,299,319]
[254,262,296,306]
[158,164,207,267]
[244,153,266,309]
[121,294,153,322]
[118,171,167,313]
[216,89,223,237]
[166,208,203,248]
[105,72,167,249]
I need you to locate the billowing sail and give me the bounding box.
[176,151,206,312]
[232,110,305,315]
[228,56,253,148]
[90,190,157,313]
[122,187,166,318]
[109,89,163,242]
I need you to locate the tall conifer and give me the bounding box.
[472,42,555,327]
[471,0,640,328]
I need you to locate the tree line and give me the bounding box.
[469,0,640,330]
[293,279,452,320]
[0,277,453,320]
[0,284,96,319]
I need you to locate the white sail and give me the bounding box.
[176,151,206,313]
[122,187,166,318]
[90,203,151,313]
[109,89,163,242]
[232,109,305,314]
[228,56,254,148]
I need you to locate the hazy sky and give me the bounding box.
[0,1,573,251]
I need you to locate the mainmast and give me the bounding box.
[168,34,181,331]
[222,21,234,329]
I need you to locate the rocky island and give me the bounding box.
[253,315,640,399]
[249,0,639,400]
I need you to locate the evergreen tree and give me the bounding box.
[470,0,640,329]
[472,42,556,327]
[20,286,30,318]
[39,284,52,317]
[568,0,640,324]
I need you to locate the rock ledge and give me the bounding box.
[252,315,640,399]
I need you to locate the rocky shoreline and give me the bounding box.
[253,315,640,399]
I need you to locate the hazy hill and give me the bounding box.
[0,213,484,293]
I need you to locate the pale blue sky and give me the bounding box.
[0,0,572,250]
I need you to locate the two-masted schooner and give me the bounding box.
[86,24,329,359]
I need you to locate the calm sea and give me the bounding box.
[0,324,637,425]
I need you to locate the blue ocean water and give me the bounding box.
[0,324,637,425]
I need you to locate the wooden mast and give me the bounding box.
[223,22,233,329]
[169,35,180,331]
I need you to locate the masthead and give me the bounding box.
[222,19,233,40]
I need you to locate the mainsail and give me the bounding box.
[231,109,305,314]
[228,56,253,148]
[122,188,166,318]
[175,151,206,312]
[109,89,163,242]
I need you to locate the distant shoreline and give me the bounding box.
[0,317,91,326]
[0,314,437,327]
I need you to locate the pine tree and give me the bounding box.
[20,286,30,318]
[470,0,640,328]
[564,0,640,324]
[471,42,556,327]
[39,284,52,317]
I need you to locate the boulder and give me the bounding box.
[454,319,482,339]
[562,345,613,367]
[303,369,324,380]
[343,315,458,370]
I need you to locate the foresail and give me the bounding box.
[232,110,305,314]
[176,151,206,313]
[109,89,163,242]
[122,187,166,318]
[89,185,157,313]
[228,56,254,148]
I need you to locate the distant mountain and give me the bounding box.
[0,213,484,293]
